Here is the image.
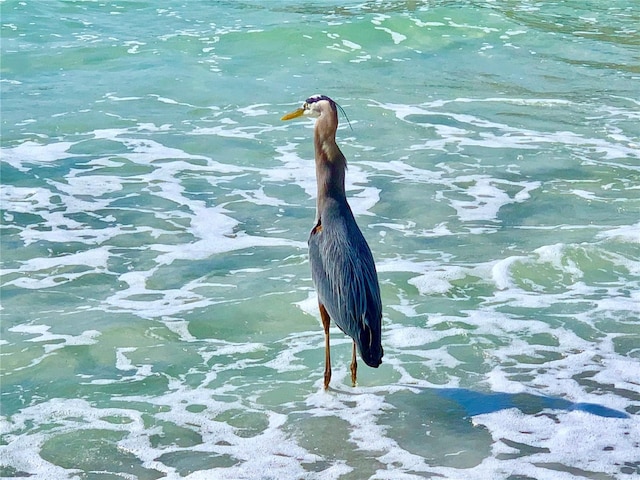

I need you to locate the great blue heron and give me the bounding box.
[282,94,383,389]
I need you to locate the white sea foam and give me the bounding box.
[449,175,540,222]
[472,409,639,479]
[3,111,637,479]
[407,265,469,295]
[1,141,76,171]
[372,99,640,163]
[6,325,100,372]
[596,222,640,243]
[3,3,639,478]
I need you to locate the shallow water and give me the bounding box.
[1,1,639,479]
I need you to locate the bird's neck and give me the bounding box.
[314,120,347,222]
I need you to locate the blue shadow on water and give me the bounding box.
[435,388,630,419]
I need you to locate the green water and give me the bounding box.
[1,1,639,479]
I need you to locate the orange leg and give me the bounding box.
[319,303,332,390]
[350,342,358,387]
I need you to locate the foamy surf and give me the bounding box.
[2,1,639,479]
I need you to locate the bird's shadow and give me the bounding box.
[336,383,629,419]
[433,387,630,419]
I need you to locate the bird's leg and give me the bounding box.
[319,303,332,390]
[350,341,358,387]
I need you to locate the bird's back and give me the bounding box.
[308,197,383,367]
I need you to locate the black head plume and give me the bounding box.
[305,95,353,131]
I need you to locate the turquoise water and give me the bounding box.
[1,1,639,478]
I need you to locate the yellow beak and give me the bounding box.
[281,107,305,121]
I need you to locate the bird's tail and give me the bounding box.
[356,325,383,368]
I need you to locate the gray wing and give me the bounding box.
[308,202,383,367]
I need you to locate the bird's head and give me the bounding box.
[281,94,336,121]
[281,95,352,132]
